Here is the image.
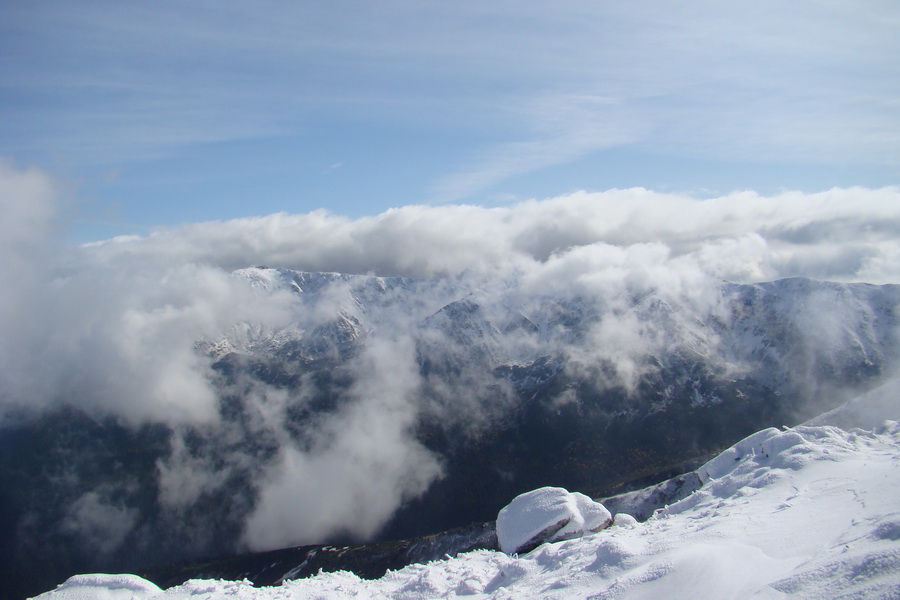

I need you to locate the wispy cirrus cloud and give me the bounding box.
[430,93,646,202]
[2,0,897,214]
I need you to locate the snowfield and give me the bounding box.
[33,417,900,599]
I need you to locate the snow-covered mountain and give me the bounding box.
[199,269,898,525]
[190,270,898,538]
[189,269,899,444]
[209,268,898,401]
[3,270,899,600]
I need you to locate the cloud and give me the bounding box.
[11,179,891,425]
[2,160,900,565]
[430,93,645,203]
[0,256,299,425]
[81,186,900,283]
[242,337,443,549]
[0,161,302,425]
[0,160,63,416]
[4,161,899,428]
[61,489,139,556]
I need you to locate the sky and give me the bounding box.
[2,0,899,243]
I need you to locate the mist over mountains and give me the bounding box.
[1,161,900,599]
[201,269,898,550]
[3,271,898,599]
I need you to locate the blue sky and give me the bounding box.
[2,0,898,243]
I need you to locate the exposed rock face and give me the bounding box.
[601,472,703,521]
[496,487,612,555]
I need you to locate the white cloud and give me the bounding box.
[81,186,900,283]
[430,94,645,203]
[62,488,139,556]
[2,160,900,553]
[4,162,898,431]
[242,337,443,549]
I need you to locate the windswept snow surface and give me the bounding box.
[34,422,900,599]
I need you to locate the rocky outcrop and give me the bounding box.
[601,472,703,521]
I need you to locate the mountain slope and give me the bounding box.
[34,418,900,599]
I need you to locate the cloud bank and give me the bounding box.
[82,186,900,283]
[2,160,899,564]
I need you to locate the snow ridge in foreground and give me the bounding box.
[34,422,900,599]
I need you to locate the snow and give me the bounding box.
[32,421,900,600]
[34,575,161,600]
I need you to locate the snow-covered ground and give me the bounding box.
[33,411,900,600]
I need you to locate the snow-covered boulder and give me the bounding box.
[496,487,612,555]
[39,574,161,600]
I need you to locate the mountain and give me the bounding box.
[1,271,898,600]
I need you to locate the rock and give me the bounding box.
[496,487,612,555]
[612,513,638,528]
[572,492,615,532]
[601,471,703,521]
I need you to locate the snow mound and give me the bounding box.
[496,486,612,555]
[696,422,861,485]
[38,574,162,600]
